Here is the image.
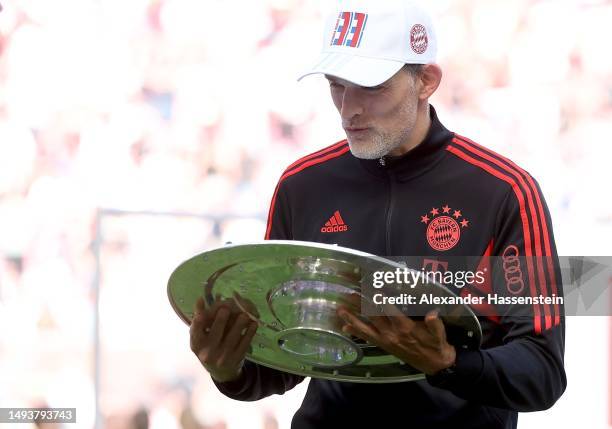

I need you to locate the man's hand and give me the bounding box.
[190,296,258,382]
[337,303,456,375]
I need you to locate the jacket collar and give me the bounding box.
[355,104,453,181]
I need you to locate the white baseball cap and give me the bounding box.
[297,0,437,87]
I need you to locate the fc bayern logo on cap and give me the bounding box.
[410,24,428,54]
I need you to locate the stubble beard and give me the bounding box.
[346,97,417,160]
[347,128,411,160]
[347,135,389,159]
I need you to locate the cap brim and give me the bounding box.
[297,52,405,87]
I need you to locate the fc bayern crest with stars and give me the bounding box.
[420,204,469,251]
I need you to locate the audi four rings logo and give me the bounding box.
[502,245,524,294]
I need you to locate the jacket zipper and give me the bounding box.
[385,172,396,255]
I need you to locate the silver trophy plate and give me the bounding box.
[168,240,481,383]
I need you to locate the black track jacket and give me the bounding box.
[213,105,566,429]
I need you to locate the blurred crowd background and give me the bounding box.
[0,0,610,428]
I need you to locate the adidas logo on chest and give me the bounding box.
[321,210,349,233]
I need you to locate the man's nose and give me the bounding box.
[340,87,364,120]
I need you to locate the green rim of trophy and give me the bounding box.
[168,241,482,383]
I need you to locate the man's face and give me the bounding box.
[326,68,420,160]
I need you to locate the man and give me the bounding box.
[189,1,566,427]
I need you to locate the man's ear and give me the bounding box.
[418,64,442,100]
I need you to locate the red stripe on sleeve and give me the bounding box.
[265,145,350,240]
[284,140,347,173]
[454,135,559,327]
[452,137,556,329]
[447,145,544,334]
[456,134,559,326]
[264,182,282,240]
